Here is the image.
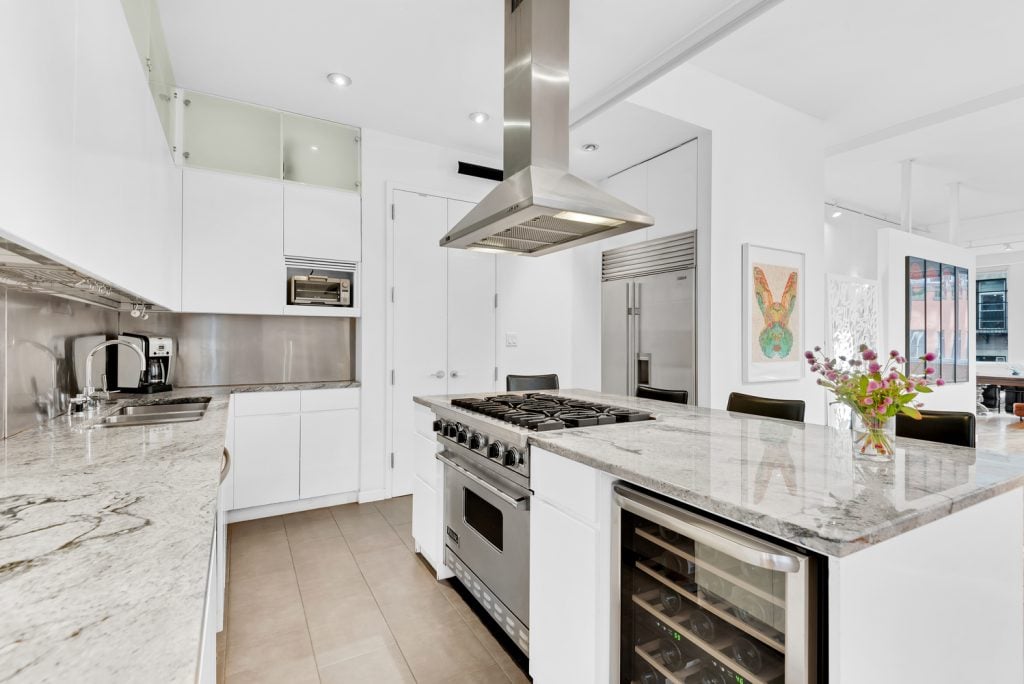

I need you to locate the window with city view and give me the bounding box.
[977,276,1009,361]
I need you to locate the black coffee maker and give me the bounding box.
[110,333,173,393]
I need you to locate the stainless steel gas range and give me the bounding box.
[432,392,655,656]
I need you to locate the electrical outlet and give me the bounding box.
[505,333,519,348]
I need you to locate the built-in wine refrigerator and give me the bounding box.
[614,485,817,684]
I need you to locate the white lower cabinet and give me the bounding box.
[300,409,359,499]
[229,389,361,515]
[198,525,218,684]
[233,413,301,508]
[530,446,613,684]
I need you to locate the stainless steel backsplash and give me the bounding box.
[134,312,355,387]
[1,289,355,438]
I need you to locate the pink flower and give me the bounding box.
[862,349,878,361]
[867,380,881,391]
[890,349,900,358]
[897,356,907,364]
[827,371,838,381]
[923,352,936,362]
[863,397,874,406]
[804,350,814,359]
[936,378,946,386]
[925,366,935,375]
[868,361,881,373]
[888,372,899,381]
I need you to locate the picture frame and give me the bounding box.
[742,243,806,382]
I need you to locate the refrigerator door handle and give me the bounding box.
[626,281,634,393]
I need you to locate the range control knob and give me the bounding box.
[504,447,521,467]
[445,423,459,439]
[456,428,469,444]
[469,433,484,450]
[432,419,444,433]
[487,441,504,460]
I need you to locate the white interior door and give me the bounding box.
[446,199,496,395]
[392,190,447,496]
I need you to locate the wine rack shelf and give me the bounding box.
[632,590,785,684]
[633,640,702,684]
[636,527,786,609]
[635,559,786,653]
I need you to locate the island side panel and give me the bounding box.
[829,487,1023,683]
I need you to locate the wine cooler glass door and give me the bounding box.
[613,485,812,684]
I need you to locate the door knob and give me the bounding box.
[450,370,460,378]
[431,370,445,379]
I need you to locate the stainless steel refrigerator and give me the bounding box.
[601,232,696,400]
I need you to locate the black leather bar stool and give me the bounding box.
[895,410,976,448]
[636,386,688,405]
[506,374,559,392]
[726,392,805,422]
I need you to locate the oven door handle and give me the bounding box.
[437,453,530,510]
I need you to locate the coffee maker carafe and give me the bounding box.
[114,333,173,393]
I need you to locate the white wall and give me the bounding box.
[630,65,828,423]
[824,213,886,280]
[876,228,976,412]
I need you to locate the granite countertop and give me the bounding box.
[0,380,359,682]
[415,389,1024,557]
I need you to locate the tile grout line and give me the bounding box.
[283,517,324,684]
[330,504,421,683]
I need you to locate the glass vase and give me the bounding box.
[851,410,895,461]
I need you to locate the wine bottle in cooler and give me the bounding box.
[659,585,684,616]
[688,609,725,643]
[658,637,691,672]
[636,662,665,684]
[732,636,776,675]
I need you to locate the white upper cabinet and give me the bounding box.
[0,0,181,310]
[284,184,361,262]
[182,168,284,314]
[646,142,698,240]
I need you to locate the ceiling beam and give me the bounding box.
[568,0,785,130]
[827,83,1024,157]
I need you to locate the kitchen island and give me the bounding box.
[0,381,356,683]
[414,389,1024,683]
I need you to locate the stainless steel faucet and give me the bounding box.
[82,340,146,403]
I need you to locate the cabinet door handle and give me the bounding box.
[431,370,445,379]
[220,447,231,484]
[450,370,460,378]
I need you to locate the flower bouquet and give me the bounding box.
[805,345,942,459]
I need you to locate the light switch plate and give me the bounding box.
[505,333,518,348]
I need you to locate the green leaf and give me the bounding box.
[916,385,933,394]
[898,393,918,404]
[901,406,922,420]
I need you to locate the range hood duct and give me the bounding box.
[440,0,653,256]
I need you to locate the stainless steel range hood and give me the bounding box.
[440,0,653,256]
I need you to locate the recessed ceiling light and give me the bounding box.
[831,210,843,218]
[327,72,352,87]
[310,145,319,152]
[581,143,599,152]
[469,112,490,124]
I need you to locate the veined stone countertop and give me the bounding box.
[415,389,1024,557]
[0,380,358,682]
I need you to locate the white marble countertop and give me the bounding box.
[0,380,356,682]
[415,389,1024,557]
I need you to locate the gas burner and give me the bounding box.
[453,392,655,431]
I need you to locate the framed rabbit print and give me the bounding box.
[742,244,805,382]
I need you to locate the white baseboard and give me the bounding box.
[226,491,358,522]
[358,488,389,504]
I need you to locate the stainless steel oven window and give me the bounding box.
[464,487,504,551]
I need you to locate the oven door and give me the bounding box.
[440,448,531,628]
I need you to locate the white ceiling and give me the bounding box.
[156,0,733,167]
[691,0,1024,249]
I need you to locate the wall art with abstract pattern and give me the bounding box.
[742,244,805,382]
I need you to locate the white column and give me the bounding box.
[900,159,913,232]
[947,182,961,244]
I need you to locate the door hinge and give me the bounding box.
[391,286,395,303]
[391,203,396,220]
[494,366,498,382]
[390,369,395,385]
[390,452,395,468]
[494,293,498,309]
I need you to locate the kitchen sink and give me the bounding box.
[118,402,210,416]
[92,398,211,428]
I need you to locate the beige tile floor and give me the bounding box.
[217,496,531,683]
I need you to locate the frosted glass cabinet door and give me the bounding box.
[183,92,281,178]
[282,114,360,191]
